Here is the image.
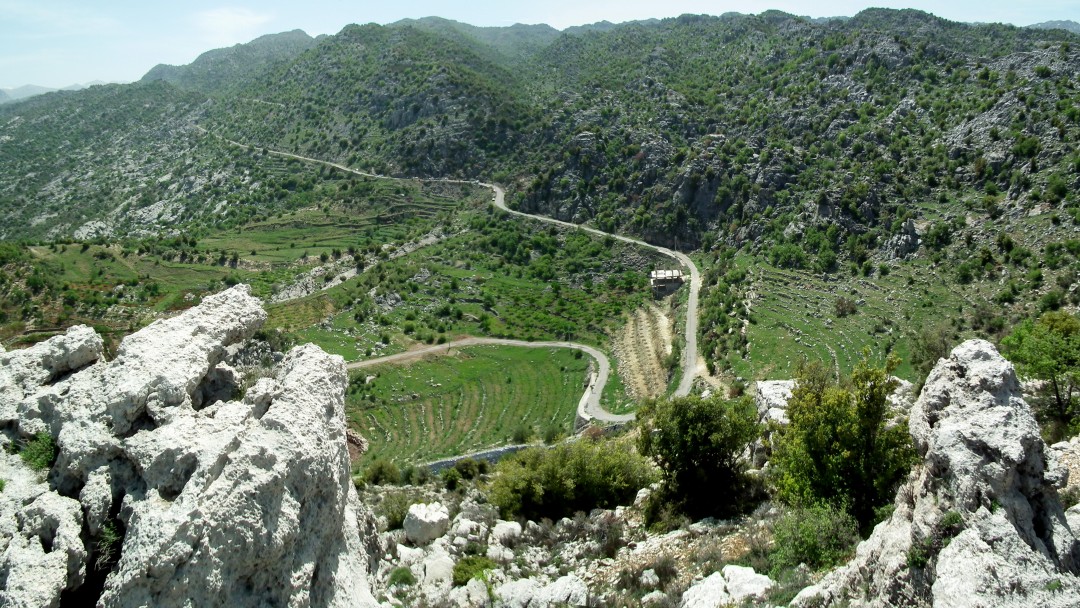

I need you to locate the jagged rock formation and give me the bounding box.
[793,339,1080,607]
[0,285,379,607]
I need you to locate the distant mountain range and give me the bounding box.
[1028,20,1080,34]
[0,81,109,104]
[141,29,320,93]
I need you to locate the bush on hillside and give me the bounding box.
[1001,310,1080,441]
[637,395,761,521]
[486,437,656,521]
[770,356,916,532]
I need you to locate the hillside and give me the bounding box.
[3,8,1080,380]
[141,29,318,93]
[1030,20,1080,34]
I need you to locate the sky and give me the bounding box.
[1,0,1078,89]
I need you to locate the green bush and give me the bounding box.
[20,432,58,472]
[638,395,761,520]
[1002,311,1080,441]
[769,504,860,573]
[486,437,656,521]
[0,479,5,492]
[771,356,916,532]
[452,556,496,587]
[364,458,402,486]
[388,566,416,587]
[378,491,414,531]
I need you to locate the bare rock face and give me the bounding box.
[794,339,1080,607]
[0,285,378,607]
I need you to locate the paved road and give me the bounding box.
[483,183,701,397]
[346,337,634,423]
[200,128,702,412]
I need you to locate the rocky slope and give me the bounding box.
[0,285,379,607]
[793,340,1080,607]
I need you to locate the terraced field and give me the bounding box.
[346,345,590,464]
[734,257,973,382]
[612,303,674,400]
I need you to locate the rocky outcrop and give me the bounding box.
[0,285,378,607]
[793,339,1080,607]
[682,565,775,607]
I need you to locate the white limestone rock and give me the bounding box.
[405,502,451,546]
[720,564,774,602]
[681,572,731,607]
[492,520,522,547]
[680,566,774,608]
[538,574,588,606]
[494,578,543,608]
[753,380,794,425]
[421,551,455,592]
[794,339,1080,607]
[0,285,380,607]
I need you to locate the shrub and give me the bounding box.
[364,458,402,486]
[769,504,860,572]
[1001,311,1080,441]
[834,296,857,318]
[378,491,414,531]
[486,438,656,521]
[95,519,124,571]
[770,356,916,531]
[388,566,416,587]
[0,479,5,492]
[20,432,57,472]
[638,395,761,520]
[452,556,496,587]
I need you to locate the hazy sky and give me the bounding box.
[1,0,1077,88]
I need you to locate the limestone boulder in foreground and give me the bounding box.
[0,285,378,607]
[793,339,1080,607]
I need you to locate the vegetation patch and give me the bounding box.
[349,346,589,465]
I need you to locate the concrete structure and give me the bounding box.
[649,269,684,297]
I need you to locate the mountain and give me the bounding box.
[0,84,59,103]
[391,17,560,65]
[1029,19,1080,34]
[141,29,317,93]
[5,8,1080,254]
[0,82,110,104]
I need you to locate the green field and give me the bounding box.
[347,345,590,465]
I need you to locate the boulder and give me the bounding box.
[720,564,775,601]
[492,520,523,547]
[405,502,451,546]
[794,340,1080,607]
[538,574,588,606]
[0,285,380,607]
[680,566,774,608]
[681,572,731,607]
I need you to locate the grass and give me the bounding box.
[19,432,57,472]
[731,255,967,382]
[348,345,591,464]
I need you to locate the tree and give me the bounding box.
[637,394,761,519]
[1001,311,1080,441]
[771,356,916,532]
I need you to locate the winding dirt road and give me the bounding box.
[346,337,633,424]
[200,127,703,418]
